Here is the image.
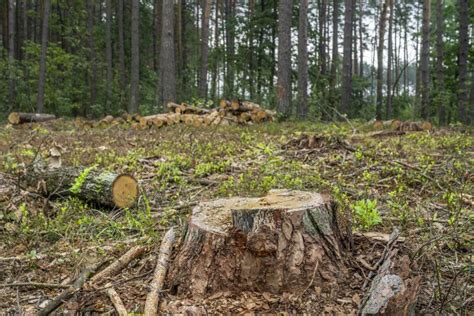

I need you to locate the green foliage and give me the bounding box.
[351,199,382,230]
[70,166,96,194]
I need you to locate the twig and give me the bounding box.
[299,260,320,297]
[144,227,176,316]
[38,263,99,316]
[91,245,146,285]
[105,284,128,315]
[0,282,71,289]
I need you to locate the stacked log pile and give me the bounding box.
[9,100,275,129]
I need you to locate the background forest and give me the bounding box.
[0,0,473,124]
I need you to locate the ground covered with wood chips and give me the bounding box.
[0,120,472,314]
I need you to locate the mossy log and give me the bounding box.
[24,166,138,208]
[8,112,56,125]
[167,189,352,297]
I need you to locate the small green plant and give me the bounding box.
[70,166,96,194]
[351,199,382,229]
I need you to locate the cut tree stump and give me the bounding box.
[24,165,138,208]
[8,112,56,125]
[167,189,352,297]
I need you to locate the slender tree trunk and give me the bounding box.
[105,0,113,113]
[340,0,354,115]
[403,0,408,95]
[330,0,339,104]
[36,0,50,113]
[358,0,363,77]
[86,0,97,114]
[420,0,430,119]
[224,0,235,98]
[211,1,219,101]
[415,2,421,114]
[8,0,15,108]
[298,0,309,119]
[435,0,446,125]
[117,0,126,109]
[248,0,255,100]
[352,4,358,76]
[198,0,211,100]
[319,0,327,76]
[375,1,388,120]
[160,0,176,106]
[386,0,394,119]
[276,0,293,116]
[458,0,469,123]
[129,0,139,113]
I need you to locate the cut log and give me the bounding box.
[99,115,115,127]
[167,189,352,297]
[373,119,401,129]
[8,112,56,125]
[24,165,139,208]
[219,99,231,109]
[397,121,432,131]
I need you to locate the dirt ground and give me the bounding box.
[0,120,472,314]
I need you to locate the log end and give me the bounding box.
[8,112,20,125]
[112,174,139,208]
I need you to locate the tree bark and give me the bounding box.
[36,0,50,114]
[358,0,363,77]
[129,0,140,114]
[198,0,212,100]
[330,0,339,108]
[276,0,293,116]
[340,0,354,115]
[298,0,309,119]
[211,1,220,101]
[386,0,394,119]
[160,0,176,107]
[436,0,446,125]
[318,0,327,76]
[24,166,139,209]
[167,190,352,296]
[375,1,388,120]
[224,0,235,98]
[8,112,56,125]
[105,0,113,113]
[458,0,469,123]
[420,0,431,119]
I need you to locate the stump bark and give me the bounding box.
[167,189,352,297]
[24,166,138,208]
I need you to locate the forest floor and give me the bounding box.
[0,120,472,314]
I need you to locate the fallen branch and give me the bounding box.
[105,284,128,315]
[91,246,146,285]
[0,282,70,289]
[38,263,99,316]
[144,228,176,315]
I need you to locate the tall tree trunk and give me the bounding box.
[8,0,15,108]
[160,0,176,107]
[403,0,408,95]
[129,0,139,114]
[198,0,211,100]
[420,0,430,119]
[36,0,50,113]
[298,0,309,119]
[386,0,394,119]
[340,0,354,115]
[352,3,358,76]
[375,1,388,120]
[318,0,327,76]
[224,0,235,98]
[211,1,219,101]
[358,0,363,77]
[435,0,446,125]
[105,0,113,113]
[276,0,293,116]
[458,0,469,123]
[153,0,162,72]
[117,0,126,109]
[330,0,339,105]
[86,0,97,115]
[248,0,255,100]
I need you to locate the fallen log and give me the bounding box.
[144,228,175,315]
[8,112,56,125]
[167,189,352,297]
[106,285,128,315]
[24,165,139,208]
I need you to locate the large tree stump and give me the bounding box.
[167,190,352,297]
[23,166,139,208]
